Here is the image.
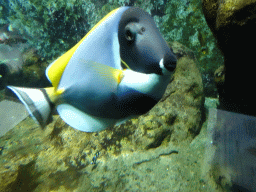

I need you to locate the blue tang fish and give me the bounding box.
[8,7,177,132]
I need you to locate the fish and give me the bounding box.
[0,24,26,44]
[0,24,30,88]
[7,6,177,132]
[0,24,14,43]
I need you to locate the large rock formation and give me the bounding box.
[202,0,256,191]
[202,0,256,115]
[0,42,207,191]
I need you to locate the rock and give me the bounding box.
[204,97,219,109]
[22,48,40,66]
[214,65,225,109]
[0,42,207,191]
[202,72,219,98]
[202,0,256,115]
[202,0,256,190]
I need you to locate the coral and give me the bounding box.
[3,0,100,58]
[1,0,223,74]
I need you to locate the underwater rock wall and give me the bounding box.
[0,42,207,191]
[202,0,256,190]
[202,0,256,116]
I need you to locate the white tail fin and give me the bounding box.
[7,86,53,128]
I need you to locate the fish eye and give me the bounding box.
[140,27,145,33]
[125,28,134,41]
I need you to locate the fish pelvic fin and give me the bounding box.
[7,86,60,128]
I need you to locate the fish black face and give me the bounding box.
[118,7,177,75]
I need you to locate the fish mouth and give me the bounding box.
[159,58,167,74]
[159,51,177,75]
[159,57,176,75]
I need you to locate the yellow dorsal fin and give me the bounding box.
[47,8,120,88]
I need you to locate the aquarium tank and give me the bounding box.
[2,0,247,192]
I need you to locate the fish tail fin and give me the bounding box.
[7,86,57,128]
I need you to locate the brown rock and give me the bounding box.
[0,42,205,191]
[214,65,225,108]
[22,48,40,66]
[202,0,256,115]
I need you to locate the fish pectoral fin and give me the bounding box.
[44,87,64,103]
[81,60,124,84]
